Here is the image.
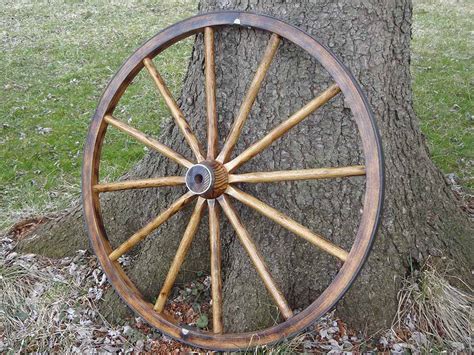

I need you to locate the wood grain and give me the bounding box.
[143,57,205,162]
[94,176,184,192]
[225,84,341,172]
[216,34,280,163]
[202,160,228,199]
[208,199,223,333]
[109,192,196,261]
[154,198,206,312]
[226,186,349,261]
[218,194,293,320]
[228,166,365,184]
[205,27,218,160]
[104,115,192,168]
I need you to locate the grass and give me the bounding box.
[394,261,473,351]
[0,240,129,353]
[0,1,197,229]
[411,0,473,189]
[0,0,472,230]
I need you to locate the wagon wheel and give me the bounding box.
[82,12,384,351]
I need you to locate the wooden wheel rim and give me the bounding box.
[82,11,384,350]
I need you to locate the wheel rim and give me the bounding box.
[82,11,384,350]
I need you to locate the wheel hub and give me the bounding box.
[185,160,228,198]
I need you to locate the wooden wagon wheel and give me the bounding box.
[82,11,384,350]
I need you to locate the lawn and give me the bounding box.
[1,0,472,230]
[411,0,473,190]
[0,1,197,229]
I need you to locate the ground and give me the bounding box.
[1,231,471,352]
[0,0,472,352]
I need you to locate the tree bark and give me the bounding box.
[18,0,473,334]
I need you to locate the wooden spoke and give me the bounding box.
[154,198,206,312]
[104,115,192,168]
[109,192,196,261]
[143,58,205,162]
[218,194,293,320]
[225,84,341,172]
[208,199,223,333]
[94,176,184,193]
[229,166,365,184]
[226,186,348,261]
[205,27,218,160]
[216,34,281,163]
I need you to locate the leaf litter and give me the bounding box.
[1,233,471,353]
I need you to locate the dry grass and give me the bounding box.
[394,261,473,351]
[0,238,124,353]
[2,232,472,352]
[252,333,309,354]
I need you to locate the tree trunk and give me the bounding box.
[18,0,472,334]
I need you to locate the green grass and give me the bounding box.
[0,0,472,229]
[411,0,473,189]
[0,1,196,229]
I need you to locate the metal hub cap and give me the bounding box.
[185,160,228,198]
[185,163,214,195]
